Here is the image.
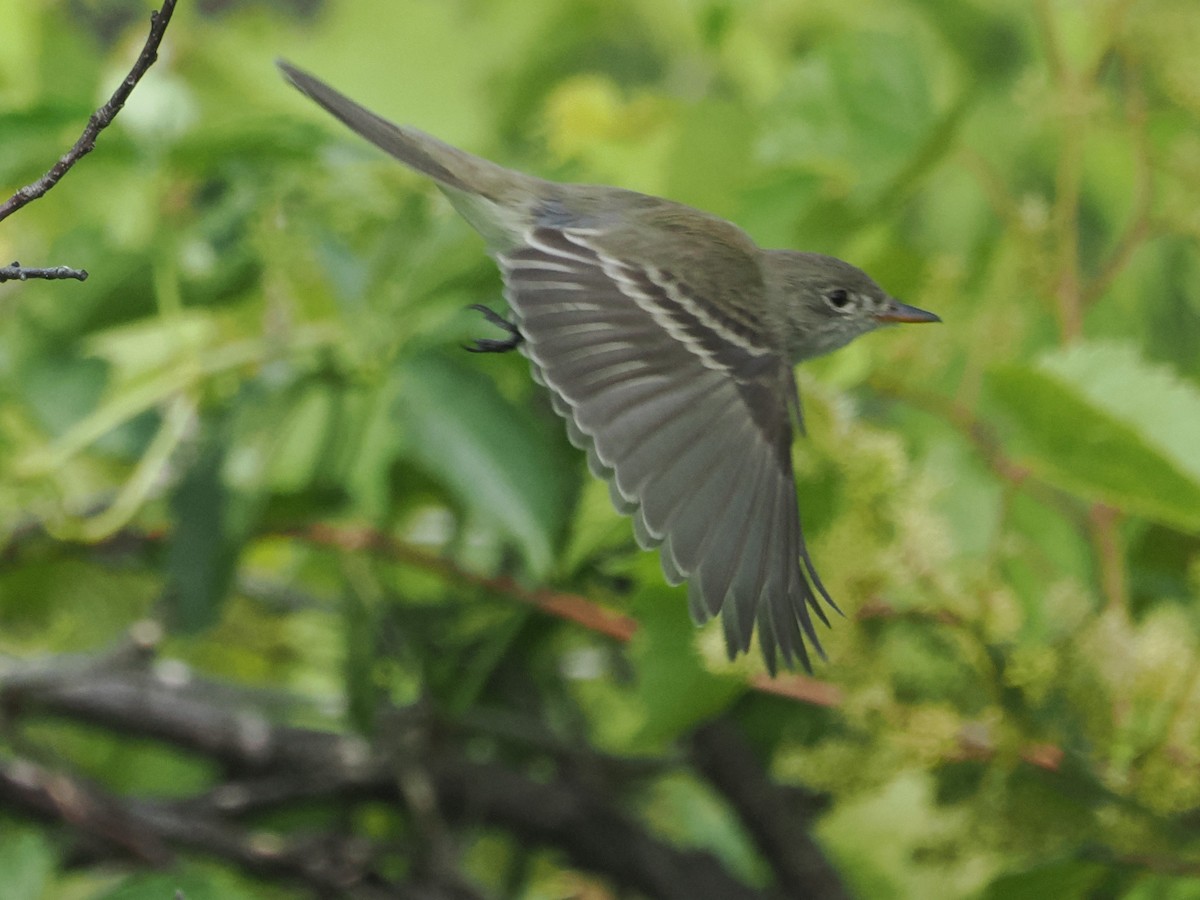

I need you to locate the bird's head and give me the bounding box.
[766,250,940,363]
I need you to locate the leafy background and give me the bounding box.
[2,0,1199,897]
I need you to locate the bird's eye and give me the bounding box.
[825,288,852,311]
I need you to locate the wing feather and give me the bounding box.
[496,225,836,670]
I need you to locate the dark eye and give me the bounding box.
[825,288,852,310]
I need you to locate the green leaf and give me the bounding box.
[166,429,240,632]
[1121,872,1200,899]
[1040,342,1200,485]
[981,859,1112,900]
[394,351,575,576]
[92,870,258,900]
[640,773,766,885]
[0,829,53,900]
[626,561,743,750]
[905,0,1028,85]
[762,30,935,195]
[342,570,379,734]
[987,343,1200,531]
[826,31,935,155]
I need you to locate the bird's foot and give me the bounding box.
[464,304,523,353]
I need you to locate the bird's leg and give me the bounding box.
[464,303,524,353]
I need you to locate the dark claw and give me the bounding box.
[464,303,523,353]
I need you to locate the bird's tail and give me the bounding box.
[278,60,533,219]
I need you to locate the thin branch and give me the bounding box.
[0,0,178,224]
[749,673,842,707]
[0,757,423,900]
[296,522,846,705]
[959,150,1023,231]
[1,519,844,705]
[1083,0,1141,85]
[1089,503,1128,611]
[868,376,1085,526]
[0,262,88,282]
[1107,852,1200,879]
[1050,97,1086,341]
[10,517,835,719]
[1034,0,1067,83]
[0,0,176,282]
[1082,62,1155,309]
[869,378,1130,616]
[298,522,640,642]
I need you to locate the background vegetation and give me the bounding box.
[2,0,1199,897]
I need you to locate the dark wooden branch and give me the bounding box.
[0,756,453,900]
[691,721,851,900]
[2,655,771,900]
[7,665,375,774]
[0,757,173,865]
[431,756,764,900]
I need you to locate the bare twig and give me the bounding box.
[1089,503,1128,611]
[959,150,1022,231]
[1033,0,1067,83]
[868,376,1084,525]
[0,0,177,279]
[0,0,177,224]
[749,672,842,707]
[298,522,640,642]
[0,262,88,282]
[1082,63,1155,309]
[1049,91,1086,341]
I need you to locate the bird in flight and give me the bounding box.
[279,61,941,674]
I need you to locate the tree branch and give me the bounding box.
[0,757,173,865]
[0,262,88,283]
[298,522,640,642]
[0,0,177,279]
[2,653,770,900]
[1082,60,1155,309]
[0,756,448,900]
[691,721,851,900]
[868,375,1085,527]
[0,0,177,224]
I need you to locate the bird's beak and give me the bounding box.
[874,298,941,324]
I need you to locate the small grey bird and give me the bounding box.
[278,61,940,674]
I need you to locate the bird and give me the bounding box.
[278,61,941,674]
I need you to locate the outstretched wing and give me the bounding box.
[496,223,837,672]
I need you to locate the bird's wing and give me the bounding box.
[497,224,837,672]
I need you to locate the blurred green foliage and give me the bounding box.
[2,0,1199,897]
